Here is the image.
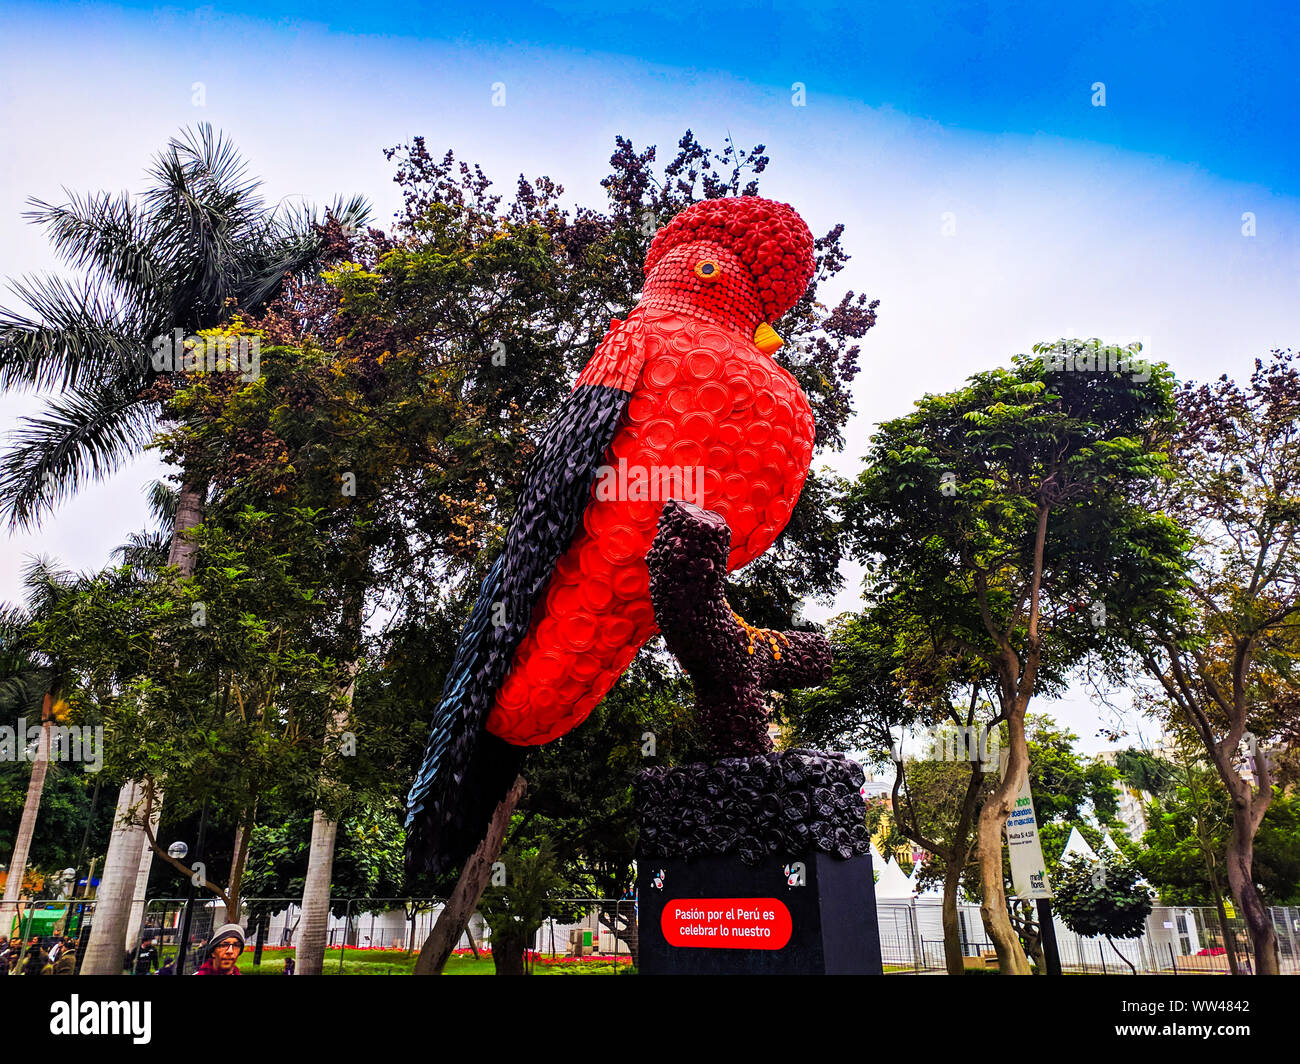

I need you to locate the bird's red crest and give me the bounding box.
[645,196,815,323]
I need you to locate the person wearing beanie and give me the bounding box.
[194,923,244,975]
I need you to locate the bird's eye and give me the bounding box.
[693,259,722,282]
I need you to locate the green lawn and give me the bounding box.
[234,948,632,975]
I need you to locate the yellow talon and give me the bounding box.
[732,610,790,660]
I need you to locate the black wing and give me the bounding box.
[404,357,643,876]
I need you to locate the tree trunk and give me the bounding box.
[295,584,363,975]
[226,812,254,919]
[976,712,1032,974]
[491,929,527,975]
[941,860,965,976]
[295,810,340,975]
[1106,935,1137,976]
[973,504,1046,975]
[81,780,151,973]
[166,474,206,573]
[0,695,52,923]
[123,792,162,953]
[1225,799,1279,975]
[84,473,206,973]
[414,775,526,975]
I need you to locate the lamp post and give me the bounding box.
[171,797,209,975]
[169,839,192,975]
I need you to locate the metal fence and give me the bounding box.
[13,895,1299,974]
[142,896,637,972]
[880,901,1300,974]
[9,895,639,973]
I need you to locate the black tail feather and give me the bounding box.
[405,731,524,878]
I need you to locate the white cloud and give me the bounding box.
[2,10,1294,751]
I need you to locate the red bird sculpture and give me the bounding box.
[406,196,818,874]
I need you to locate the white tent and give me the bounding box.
[1062,826,1098,862]
[902,860,938,896]
[874,855,915,899]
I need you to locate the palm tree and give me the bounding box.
[0,560,89,923]
[110,480,177,578]
[0,124,369,971]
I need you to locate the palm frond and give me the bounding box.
[19,555,88,610]
[0,669,48,716]
[144,478,179,531]
[145,123,267,318]
[25,189,163,299]
[111,529,171,578]
[0,273,157,391]
[230,194,370,312]
[0,373,157,529]
[0,602,33,635]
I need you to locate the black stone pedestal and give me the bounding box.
[638,850,883,974]
[634,750,884,975]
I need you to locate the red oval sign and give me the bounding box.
[660,898,792,950]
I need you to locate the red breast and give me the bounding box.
[487,307,815,745]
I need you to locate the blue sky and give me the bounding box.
[16,1,1296,192]
[1,1,1297,753]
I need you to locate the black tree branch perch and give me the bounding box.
[647,499,832,757]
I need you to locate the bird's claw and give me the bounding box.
[731,611,790,660]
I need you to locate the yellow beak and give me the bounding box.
[753,323,783,354]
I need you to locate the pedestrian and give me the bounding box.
[194,924,244,975]
[52,945,77,976]
[282,955,295,975]
[0,936,22,974]
[131,936,159,975]
[20,937,49,976]
[157,954,176,976]
[48,934,72,965]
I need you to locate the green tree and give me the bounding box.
[479,841,566,975]
[787,603,999,976]
[1052,851,1153,974]
[1138,773,1300,906]
[841,342,1187,972]
[1133,350,1300,975]
[0,124,368,972]
[0,559,112,920]
[28,507,343,916]
[1112,747,1180,798]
